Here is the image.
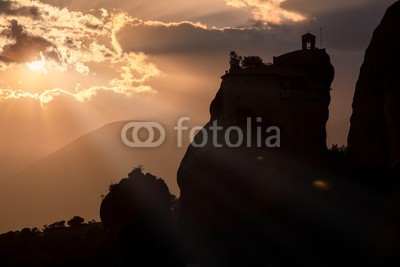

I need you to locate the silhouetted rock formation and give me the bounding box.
[99,167,181,266]
[212,37,334,159]
[178,35,339,266]
[348,1,400,176]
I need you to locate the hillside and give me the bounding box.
[0,121,185,233]
[0,222,103,266]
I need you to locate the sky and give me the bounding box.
[0,0,397,180]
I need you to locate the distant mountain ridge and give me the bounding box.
[0,120,185,233]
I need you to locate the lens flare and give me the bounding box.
[312,180,332,191]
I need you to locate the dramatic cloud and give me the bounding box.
[1,0,307,105]
[281,0,379,14]
[0,0,394,108]
[0,0,161,104]
[38,0,306,27]
[37,0,248,27]
[225,0,306,25]
[0,20,54,63]
[118,20,298,56]
[0,0,41,19]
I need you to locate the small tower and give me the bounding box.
[302,32,316,50]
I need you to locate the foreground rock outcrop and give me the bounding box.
[177,39,350,266]
[99,167,181,265]
[177,8,400,263]
[348,1,400,176]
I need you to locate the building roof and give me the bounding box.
[302,32,316,38]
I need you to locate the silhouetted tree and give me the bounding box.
[329,144,348,156]
[229,51,242,71]
[20,228,32,236]
[67,216,84,227]
[171,194,179,214]
[48,220,66,229]
[327,144,348,167]
[241,56,265,69]
[0,222,103,266]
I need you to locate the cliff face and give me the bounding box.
[177,49,339,265]
[176,5,400,264]
[348,1,400,174]
[213,49,334,159]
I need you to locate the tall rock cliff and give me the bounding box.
[175,4,400,264]
[348,1,400,175]
[177,43,341,265]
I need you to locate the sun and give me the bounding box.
[26,53,47,74]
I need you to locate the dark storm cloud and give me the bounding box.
[117,22,301,58]
[282,0,377,14]
[0,20,55,63]
[0,0,41,19]
[117,1,395,57]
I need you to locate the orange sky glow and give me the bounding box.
[0,0,396,232]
